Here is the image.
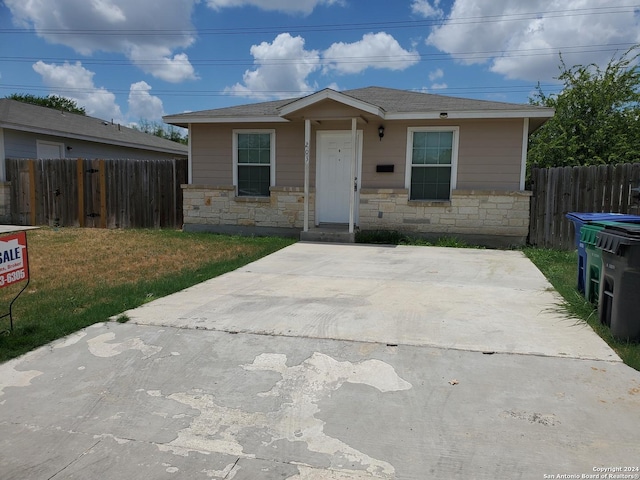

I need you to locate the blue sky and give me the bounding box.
[1,0,639,126]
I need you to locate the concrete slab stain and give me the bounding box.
[501,410,560,427]
[155,352,411,478]
[202,462,240,478]
[0,358,42,398]
[53,331,87,349]
[287,464,382,479]
[87,332,162,358]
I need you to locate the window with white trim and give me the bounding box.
[233,130,275,197]
[406,127,458,201]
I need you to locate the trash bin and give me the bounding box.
[596,224,640,340]
[581,224,605,304]
[565,213,640,293]
[581,221,640,304]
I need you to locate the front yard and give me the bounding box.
[0,228,294,362]
[1,228,637,372]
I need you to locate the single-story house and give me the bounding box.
[0,99,187,174]
[163,86,554,246]
[0,98,188,224]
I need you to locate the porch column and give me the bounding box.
[304,118,310,232]
[349,117,356,234]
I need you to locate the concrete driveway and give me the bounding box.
[1,243,639,480]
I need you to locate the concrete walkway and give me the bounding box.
[1,243,639,480]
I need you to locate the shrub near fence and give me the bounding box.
[529,163,640,249]
[5,158,187,229]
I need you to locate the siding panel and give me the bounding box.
[4,129,183,160]
[190,117,526,193]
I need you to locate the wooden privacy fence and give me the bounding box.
[529,163,640,249]
[6,158,187,229]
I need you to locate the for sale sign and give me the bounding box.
[0,232,29,288]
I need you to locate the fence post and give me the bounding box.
[99,159,107,228]
[28,159,36,226]
[77,158,85,227]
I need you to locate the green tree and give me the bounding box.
[133,119,187,145]
[7,93,86,115]
[528,46,640,168]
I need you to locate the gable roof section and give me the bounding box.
[0,99,187,156]
[164,86,554,127]
[278,89,385,117]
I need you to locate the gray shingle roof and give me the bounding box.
[0,99,187,155]
[166,98,292,121]
[164,86,552,126]
[340,86,544,113]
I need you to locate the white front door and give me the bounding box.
[316,131,361,225]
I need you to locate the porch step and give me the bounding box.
[299,226,355,243]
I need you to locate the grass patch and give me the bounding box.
[0,228,294,362]
[524,247,640,371]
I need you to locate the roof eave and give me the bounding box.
[163,116,290,127]
[1,122,187,155]
[385,108,555,120]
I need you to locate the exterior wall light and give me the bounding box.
[440,112,448,118]
[378,125,385,141]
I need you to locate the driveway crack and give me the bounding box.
[48,439,101,480]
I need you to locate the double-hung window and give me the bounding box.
[406,127,458,201]
[233,130,275,197]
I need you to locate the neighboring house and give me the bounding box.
[0,99,187,177]
[164,86,554,246]
[0,98,188,224]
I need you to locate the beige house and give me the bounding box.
[164,86,554,246]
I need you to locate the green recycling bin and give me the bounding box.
[581,221,640,304]
[581,224,605,304]
[596,224,640,341]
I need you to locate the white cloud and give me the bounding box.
[205,0,343,15]
[225,33,321,99]
[428,68,444,81]
[90,0,127,23]
[128,81,165,121]
[127,46,197,83]
[323,32,421,74]
[411,0,442,18]
[5,0,198,83]
[32,61,124,123]
[426,0,640,81]
[427,68,446,90]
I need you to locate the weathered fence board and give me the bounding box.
[529,163,640,249]
[5,158,187,229]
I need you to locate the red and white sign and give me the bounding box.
[0,231,29,288]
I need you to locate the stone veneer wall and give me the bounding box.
[359,188,532,240]
[0,182,10,223]
[183,185,314,229]
[182,185,531,244]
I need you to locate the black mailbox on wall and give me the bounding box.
[376,164,394,173]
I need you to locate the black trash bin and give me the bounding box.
[596,224,640,340]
